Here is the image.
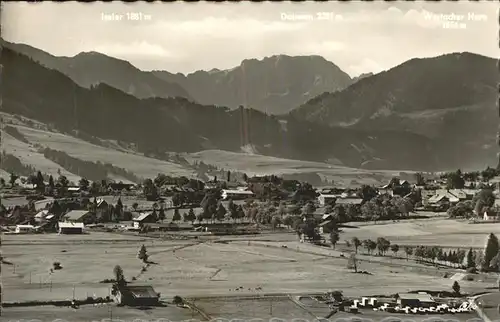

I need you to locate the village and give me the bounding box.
[2,167,500,321]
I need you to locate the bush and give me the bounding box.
[173,295,184,305]
[53,262,62,270]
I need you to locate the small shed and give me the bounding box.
[114,284,160,306]
[58,222,84,234]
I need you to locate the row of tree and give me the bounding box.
[341,233,500,272]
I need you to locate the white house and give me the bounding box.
[318,194,336,207]
[221,189,254,200]
[15,224,36,234]
[58,222,84,234]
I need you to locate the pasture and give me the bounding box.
[185,149,402,186]
[12,124,195,179]
[339,218,500,248]
[2,230,486,305]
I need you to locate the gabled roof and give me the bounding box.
[133,212,153,222]
[124,285,158,299]
[96,198,108,207]
[64,210,91,221]
[35,209,49,218]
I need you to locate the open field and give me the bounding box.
[477,292,500,322]
[2,230,490,305]
[1,304,205,321]
[12,124,195,179]
[339,218,500,248]
[185,150,404,186]
[2,131,82,183]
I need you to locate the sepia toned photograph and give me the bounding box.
[0,1,499,321]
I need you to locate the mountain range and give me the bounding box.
[1,40,192,101]
[2,40,355,115]
[292,52,498,170]
[1,39,497,172]
[153,55,353,115]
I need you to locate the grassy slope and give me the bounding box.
[1,131,82,183]
[2,115,401,185]
[12,125,195,180]
[185,149,402,186]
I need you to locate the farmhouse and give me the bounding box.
[396,293,436,308]
[221,189,254,200]
[62,210,95,224]
[58,222,84,234]
[15,224,36,234]
[132,212,156,228]
[113,284,160,306]
[318,193,336,206]
[427,190,461,207]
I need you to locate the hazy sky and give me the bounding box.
[2,1,498,77]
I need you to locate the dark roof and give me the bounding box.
[124,285,158,299]
[64,210,91,221]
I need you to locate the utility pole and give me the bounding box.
[72,284,76,300]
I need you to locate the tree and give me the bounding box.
[188,208,196,224]
[452,281,461,295]
[363,239,377,255]
[9,173,18,187]
[404,246,413,261]
[138,244,149,263]
[271,216,281,230]
[35,171,45,191]
[157,208,166,222]
[78,178,90,191]
[143,178,158,201]
[347,253,358,273]
[447,170,465,189]
[358,185,378,202]
[484,233,500,270]
[391,244,400,257]
[302,202,315,215]
[113,265,126,286]
[376,237,391,256]
[329,230,340,249]
[465,248,475,269]
[473,189,495,215]
[414,172,425,186]
[214,203,226,222]
[351,237,361,254]
[132,202,139,211]
[481,167,497,182]
[169,208,179,223]
[58,175,69,187]
[283,215,293,228]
